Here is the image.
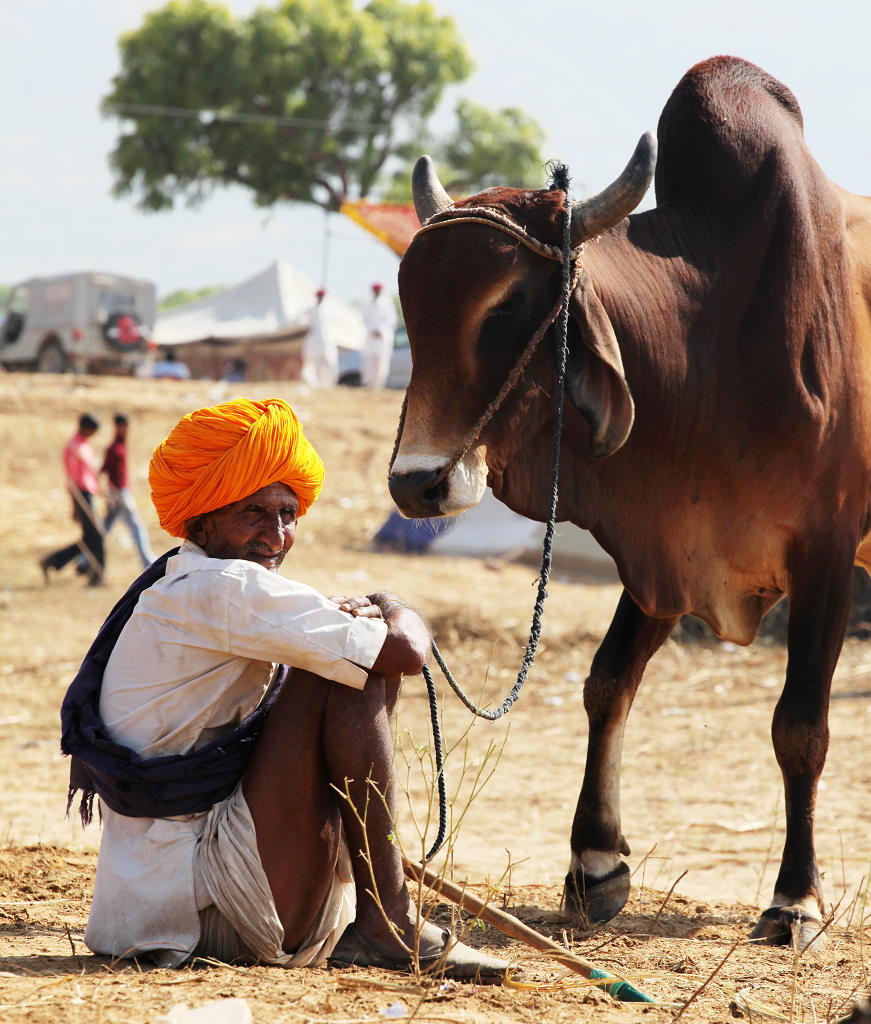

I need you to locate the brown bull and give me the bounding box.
[388,56,871,950]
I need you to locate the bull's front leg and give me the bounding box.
[749,541,855,952]
[566,589,678,924]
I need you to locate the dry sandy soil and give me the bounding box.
[0,372,869,1023]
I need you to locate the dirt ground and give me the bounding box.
[0,372,869,1023]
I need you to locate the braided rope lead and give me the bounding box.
[422,663,448,860]
[424,164,574,859]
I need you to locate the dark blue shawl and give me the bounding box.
[60,549,287,825]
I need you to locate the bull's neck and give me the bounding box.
[484,392,598,526]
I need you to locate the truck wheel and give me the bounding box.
[36,341,68,373]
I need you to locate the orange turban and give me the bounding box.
[149,398,324,538]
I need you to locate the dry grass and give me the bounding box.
[1,372,870,1022]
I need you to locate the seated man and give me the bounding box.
[61,397,507,981]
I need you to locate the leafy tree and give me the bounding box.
[104,0,476,212]
[437,99,547,192]
[385,98,548,201]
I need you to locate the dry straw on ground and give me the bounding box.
[1,372,870,1022]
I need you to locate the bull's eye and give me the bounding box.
[477,289,532,359]
[489,289,526,321]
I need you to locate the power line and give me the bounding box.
[110,101,398,134]
[108,101,523,141]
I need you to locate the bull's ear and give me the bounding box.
[564,274,635,458]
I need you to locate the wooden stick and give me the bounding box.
[402,856,653,1002]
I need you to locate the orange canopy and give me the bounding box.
[340,200,421,257]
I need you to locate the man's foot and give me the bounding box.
[87,574,105,587]
[328,922,512,983]
[38,558,51,584]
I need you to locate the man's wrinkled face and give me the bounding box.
[188,481,299,572]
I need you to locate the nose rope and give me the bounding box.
[416,164,576,859]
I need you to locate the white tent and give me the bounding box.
[153,259,366,350]
[375,488,618,579]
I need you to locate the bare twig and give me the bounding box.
[845,874,866,933]
[333,776,413,956]
[64,924,78,964]
[672,939,742,1021]
[503,848,513,908]
[653,869,688,928]
[754,793,781,906]
[860,870,871,990]
[630,843,659,878]
[790,917,801,1024]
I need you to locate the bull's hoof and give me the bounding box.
[564,861,630,926]
[749,905,828,952]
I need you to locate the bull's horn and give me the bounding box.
[571,131,657,243]
[412,155,453,224]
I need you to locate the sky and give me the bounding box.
[1,0,869,308]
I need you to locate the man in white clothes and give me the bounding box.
[61,397,509,982]
[301,288,338,388]
[361,283,397,389]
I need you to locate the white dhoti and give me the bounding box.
[193,783,356,965]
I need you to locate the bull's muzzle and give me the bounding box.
[388,468,450,518]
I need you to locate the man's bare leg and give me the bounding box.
[242,668,342,948]
[323,671,419,950]
[243,668,447,955]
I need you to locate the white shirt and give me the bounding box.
[302,302,338,388]
[362,295,397,353]
[84,541,388,961]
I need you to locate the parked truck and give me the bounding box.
[0,271,156,373]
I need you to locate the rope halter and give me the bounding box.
[390,199,584,483]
